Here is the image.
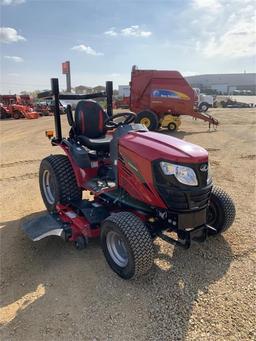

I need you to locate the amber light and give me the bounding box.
[45,130,54,139]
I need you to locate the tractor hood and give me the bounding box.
[120,131,208,164]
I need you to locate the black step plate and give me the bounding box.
[21,213,63,241]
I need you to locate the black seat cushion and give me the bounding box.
[75,100,108,138]
[78,135,112,152]
[74,100,111,151]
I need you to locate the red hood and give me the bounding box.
[120,131,208,163]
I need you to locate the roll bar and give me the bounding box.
[38,78,113,142]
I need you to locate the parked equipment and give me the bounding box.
[117,66,219,131]
[0,95,39,119]
[21,77,235,279]
[193,88,214,112]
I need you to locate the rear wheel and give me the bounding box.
[39,155,82,213]
[207,186,236,234]
[101,212,154,279]
[135,111,159,131]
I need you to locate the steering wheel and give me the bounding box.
[104,112,136,130]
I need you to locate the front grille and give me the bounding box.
[157,184,212,211]
[152,160,212,211]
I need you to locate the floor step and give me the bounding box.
[85,178,116,193]
[21,213,63,241]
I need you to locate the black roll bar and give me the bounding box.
[51,78,62,142]
[38,78,113,142]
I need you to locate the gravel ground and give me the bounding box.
[0,108,255,340]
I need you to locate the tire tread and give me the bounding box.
[103,212,154,278]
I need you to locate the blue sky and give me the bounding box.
[1,0,255,93]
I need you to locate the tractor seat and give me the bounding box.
[73,100,111,152]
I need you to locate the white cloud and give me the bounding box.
[104,28,117,36]
[0,27,26,43]
[121,25,152,37]
[193,0,222,12]
[192,0,256,58]
[71,44,104,56]
[104,25,152,38]
[0,0,25,4]
[4,55,24,62]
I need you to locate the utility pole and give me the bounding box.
[62,61,71,92]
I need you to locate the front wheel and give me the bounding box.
[101,212,154,279]
[199,102,209,112]
[13,111,21,119]
[207,186,236,234]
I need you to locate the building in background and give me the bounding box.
[118,85,130,97]
[185,73,256,95]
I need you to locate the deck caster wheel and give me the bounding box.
[74,236,87,250]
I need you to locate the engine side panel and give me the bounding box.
[118,144,167,208]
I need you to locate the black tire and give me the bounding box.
[0,108,7,119]
[134,111,159,131]
[199,102,209,112]
[101,212,154,279]
[207,186,236,234]
[13,111,21,119]
[167,122,177,131]
[74,236,87,250]
[39,154,82,213]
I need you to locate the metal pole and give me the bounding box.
[51,78,62,141]
[106,81,113,117]
[66,62,71,92]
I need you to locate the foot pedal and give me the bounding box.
[80,204,109,225]
[21,213,63,241]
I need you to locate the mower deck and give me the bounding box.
[21,213,63,241]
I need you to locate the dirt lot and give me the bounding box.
[0,108,255,341]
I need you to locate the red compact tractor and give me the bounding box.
[120,66,219,131]
[0,95,39,119]
[22,78,235,279]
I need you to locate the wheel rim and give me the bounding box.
[201,105,207,111]
[140,117,151,128]
[42,169,55,204]
[106,231,128,267]
[168,123,176,131]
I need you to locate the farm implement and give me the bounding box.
[117,66,219,131]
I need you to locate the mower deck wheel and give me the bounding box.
[39,154,82,213]
[74,236,88,250]
[207,185,236,234]
[135,110,159,131]
[101,212,154,279]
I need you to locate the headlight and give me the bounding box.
[160,162,198,186]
